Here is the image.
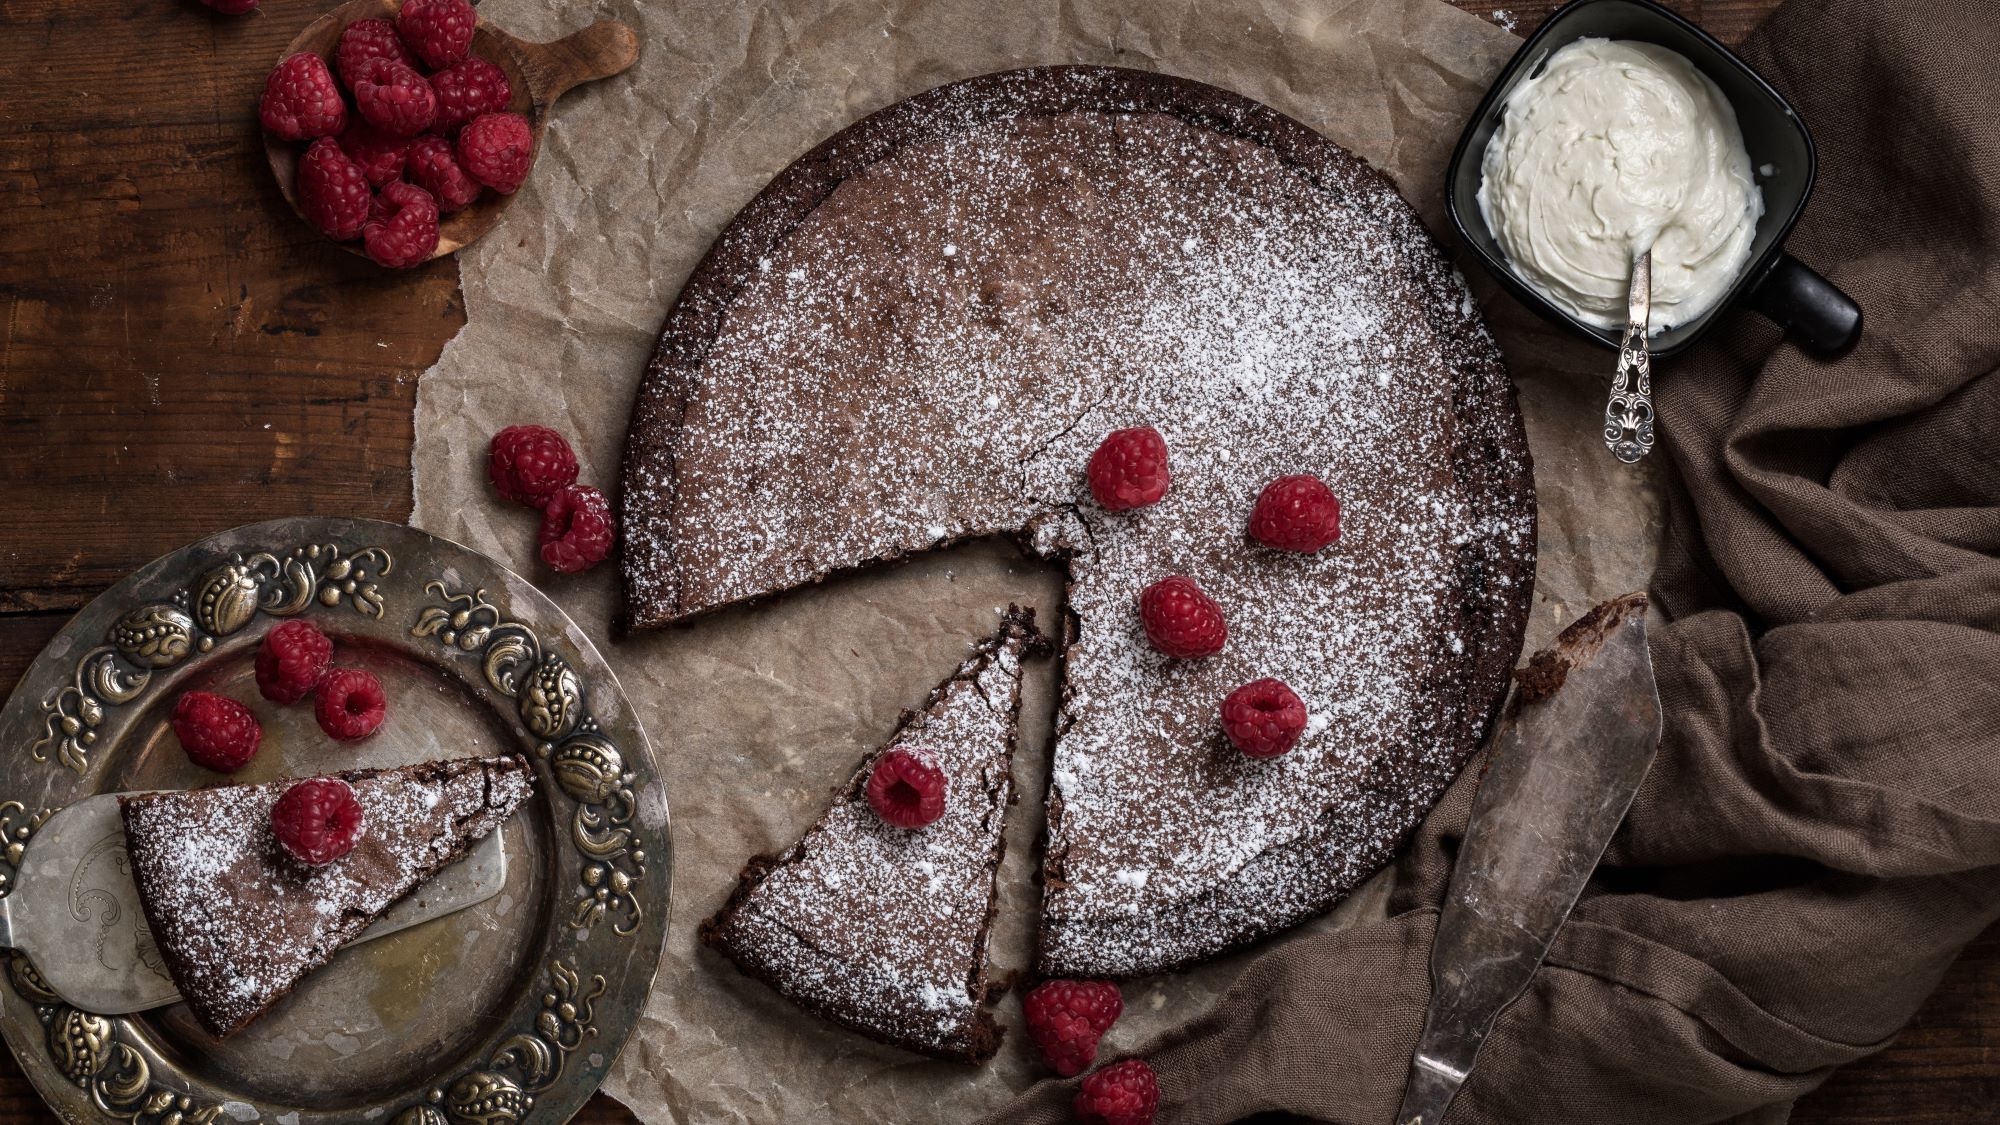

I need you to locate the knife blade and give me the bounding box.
[0,792,508,1016]
[1395,592,1661,1124]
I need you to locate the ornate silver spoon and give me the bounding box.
[1604,250,1657,463]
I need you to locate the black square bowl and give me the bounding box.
[1445,0,1861,357]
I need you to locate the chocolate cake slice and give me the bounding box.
[625,67,1535,977]
[119,754,535,1037]
[701,612,1042,1063]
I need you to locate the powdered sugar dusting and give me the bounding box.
[705,618,1035,1059]
[120,756,535,1036]
[633,70,1534,978]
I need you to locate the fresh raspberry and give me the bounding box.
[865,747,947,829]
[457,112,534,194]
[296,137,372,241]
[171,692,262,772]
[337,121,412,187]
[259,54,347,142]
[1221,678,1308,759]
[1075,1059,1160,1125]
[256,620,335,704]
[335,18,416,90]
[315,667,386,741]
[406,135,482,212]
[1087,426,1170,511]
[361,181,440,269]
[487,424,579,507]
[200,0,259,14]
[430,56,512,134]
[538,485,617,573]
[397,0,476,69]
[1023,980,1123,1076]
[353,59,437,137]
[1138,576,1227,659]
[1248,473,1342,552]
[270,779,366,866]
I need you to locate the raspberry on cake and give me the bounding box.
[1249,473,1342,552]
[1138,576,1227,659]
[1220,677,1307,758]
[120,756,534,1036]
[172,691,263,772]
[701,612,1044,1063]
[1087,426,1171,511]
[271,778,366,866]
[865,747,948,828]
[623,68,1535,980]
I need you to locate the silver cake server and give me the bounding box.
[1395,592,1661,1124]
[1605,250,1658,464]
[0,792,507,1016]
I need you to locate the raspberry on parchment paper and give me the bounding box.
[538,484,616,573]
[487,424,579,507]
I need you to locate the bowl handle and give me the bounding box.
[1747,252,1863,356]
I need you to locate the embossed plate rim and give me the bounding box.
[0,517,672,1124]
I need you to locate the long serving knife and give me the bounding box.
[0,793,507,1016]
[1395,592,1662,1124]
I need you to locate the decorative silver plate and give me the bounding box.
[0,517,671,1124]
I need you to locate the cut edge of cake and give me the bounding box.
[699,608,1046,1064]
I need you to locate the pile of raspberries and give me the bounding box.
[1088,424,1341,762]
[170,618,386,867]
[258,0,534,268]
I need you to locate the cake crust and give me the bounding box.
[627,67,1536,977]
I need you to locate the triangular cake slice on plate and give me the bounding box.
[119,754,536,1037]
[700,610,1043,1063]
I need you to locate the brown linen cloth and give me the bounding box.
[987,0,2000,1120]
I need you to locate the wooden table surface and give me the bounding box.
[1,0,1989,1120]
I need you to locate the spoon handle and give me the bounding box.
[1605,250,1656,464]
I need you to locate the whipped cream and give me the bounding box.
[1477,38,1763,331]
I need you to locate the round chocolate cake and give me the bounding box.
[622,67,1536,978]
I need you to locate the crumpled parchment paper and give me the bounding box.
[408,0,1665,1119]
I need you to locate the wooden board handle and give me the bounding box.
[521,20,640,106]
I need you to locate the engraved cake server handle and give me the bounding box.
[1604,249,1657,464]
[0,793,507,1016]
[1394,593,1662,1124]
